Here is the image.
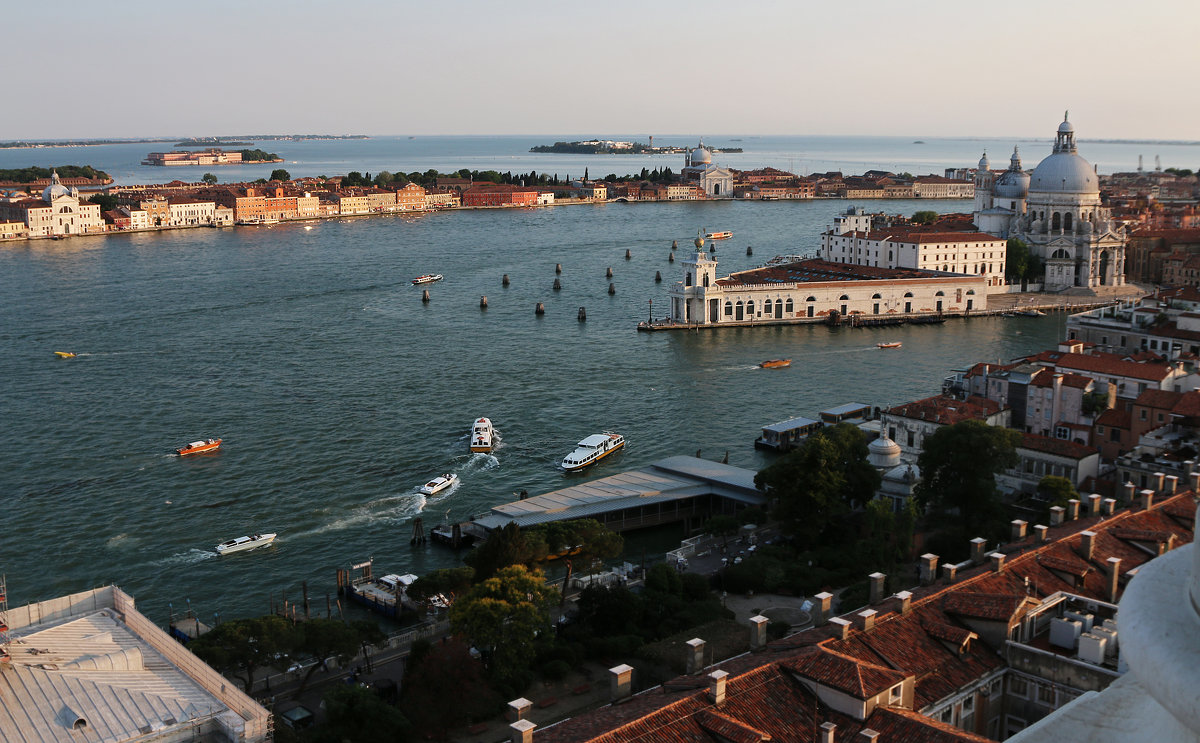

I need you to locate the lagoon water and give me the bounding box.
[0,139,1080,625]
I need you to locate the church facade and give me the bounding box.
[0,171,105,237]
[973,115,1126,291]
[681,141,734,198]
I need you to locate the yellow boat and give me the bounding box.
[53,351,76,358]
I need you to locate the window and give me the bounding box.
[1010,676,1028,698]
[889,684,902,703]
[906,431,914,447]
[1037,684,1055,706]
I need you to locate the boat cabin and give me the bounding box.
[755,416,822,451]
[820,403,873,425]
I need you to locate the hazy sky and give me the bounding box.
[6,0,1197,141]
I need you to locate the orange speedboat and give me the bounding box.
[176,438,222,456]
[759,359,791,369]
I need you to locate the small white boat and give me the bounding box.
[561,432,625,472]
[215,533,277,555]
[420,473,458,495]
[469,417,495,453]
[412,274,443,285]
[877,342,902,349]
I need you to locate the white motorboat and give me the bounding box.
[469,417,495,453]
[561,432,625,471]
[412,274,443,285]
[215,532,277,555]
[420,473,458,495]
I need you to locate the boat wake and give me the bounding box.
[291,493,429,537]
[157,548,218,566]
[461,453,499,472]
[105,533,136,549]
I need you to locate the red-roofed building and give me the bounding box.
[999,433,1101,493]
[882,394,1009,457]
[462,184,539,207]
[822,226,1007,288]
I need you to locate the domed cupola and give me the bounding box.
[690,141,712,166]
[994,146,1031,200]
[868,433,902,469]
[1029,112,1098,196]
[42,170,71,202]
[978,152,990,171]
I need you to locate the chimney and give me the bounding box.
[708,669,728,706]
[1102,498,1116,516]
[1152,472,1165,493]
[1080,531,1096,561]
[1191,472,1200,493]
[1034,524,1050,542]
[1066,499,1081,521]
[507,698,532,722]
[970,537,988,565]
[1050,506,1065,526]
[686,638,706,675]
[1011,520,1028,541]
[989,552,1006,573]
[820,721,837,743]
[749,615,769,650]
[857,609,877,632]
[869,572,886,605]
[1165,474,1178,495]
[1123,481,1136,504]
[829,617,852,640]
[859,730,881,742]
[919,554,939,585]
[895,590,913,615]
[814,592,834,625]
[610,664,634,701]
[1087,493,1102,516]
[511,720,536,743]
[1140,489,1155,511]
[943,563,959,584]
[1106,557,1122,602]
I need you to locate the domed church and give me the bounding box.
[973,114,1126,291]
[681,140,734,198]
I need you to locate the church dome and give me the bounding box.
[868,434,902,469]
[691,144,712,165]
[978,152,990,171]
[994,147,1030,199]
[1029,114,1097,195]
[42,170,71,202]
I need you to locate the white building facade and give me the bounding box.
[822,228,1008,289]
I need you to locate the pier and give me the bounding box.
[431,456,764,545]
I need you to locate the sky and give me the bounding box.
[6,0,1198,141]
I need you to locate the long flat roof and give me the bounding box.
[763,416,820,433]
[473,456,763,531]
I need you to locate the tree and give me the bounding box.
[293,618,380,692]
[915,420,1021,534]
[911,210,938,224]
[373,170,393,186]
[703,514,740,549]
[88,193,118,211]
[1037,475,1077,507]
[270,168,291,182]
[311,683,412,743]
[463,521,526,581]
[754,423,881,544]
[188,615,296,692]
[400,639,497,740]
[448,565,555,674]
[201,172,218,185]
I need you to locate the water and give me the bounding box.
[3,134,1198,187]
[0,151,1075,625]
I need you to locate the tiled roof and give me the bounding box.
[867,707,995,743]
[942,592,1032,622]
[1019,433,1098,460]
[783,646,908,699]
[718,258,948,287]
[1054,352,1174,382]
[695,709,771,743]
[1095,408,1131,428]
[920,620,977,647]
[1037,552,1093,578]
[886,395,1002,425]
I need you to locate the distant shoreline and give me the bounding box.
[0,135,369,150]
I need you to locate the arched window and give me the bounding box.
[686,272,692,287]
[747,300,755,315]
[935,290,945,296]
[1052,212,1061,230]
[1064,213,1073,231]
[724,301,733,316]
[806,296,816,302]
[764,299,773,313]
[966,289,976,295]
[903,292,913,297]
[839,294,849,301]
[871,293,882,299]
[786,298,795,313]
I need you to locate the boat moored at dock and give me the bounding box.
[469,417,494,453]
[561,432,625,471]
[176,438,222,456]
[215,532,276,555]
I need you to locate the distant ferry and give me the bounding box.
[705,231,733,240]
[561,432,625,472]
[412,274,443,285]
[469,417,495,453]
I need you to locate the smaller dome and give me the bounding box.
[868,434,902,469]
[42,170,71,202]
[691,145,712,165]
[978,152,990,171]
[1058,118,1074,135]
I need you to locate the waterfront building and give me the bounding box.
[333,192,371,215]
[665,183,698,200]
[0,219,29,239]
[0,171,105,237]
[681,141,734,198]
[295,193,319,218]
[821,225,1008,289]
[737,166,797,184]
[424,188,460,208]
[959,359,1100,437]
[667,234,988,326]
[524,488,1197,743]
[0,585,270,743]
[363,187,396,212]
[143,148,244,166]
[394,182,426,211]
[166,197,218,227]
[913,175,974,199]
[973,114,1127,291]
[880,394,1009,459]
[462,183,538,207]
[119,205,150,229]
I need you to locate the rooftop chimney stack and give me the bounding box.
[857,609,877,632]
[1102,498,1117,517]
[814,592,834,625]
[919,554,939,585]
[943,563,959,584]
[1152,472,1165,493]
[970,537,988,565]
[1034,524,1050,542]
[511,720,536,743]
[1011,520,1028,541]
[1066,499,1080,521]
[686,638,706,675]
[507,698,532,722]
[1140,489,1155,511]
[989,552,1006,573]
[820,721,838,743]
[1088,493,1102,516]
[829,617,852,640]
[1050,506,1066,526]
[1191,471,1200,492]
[895,590,913,615]
[1080,531,1096,561]
[859,729,881,742]
[1106,557,1122,602]
[1165,474,1178,495]
[708,670,728,706]
[749,615,769,650]
[1123,481,1136,503]
[869,572,886,605]
[610,664,634,701]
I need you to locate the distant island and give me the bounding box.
[142,148,282,166]
[0,165,112,182]
[0,134,368,149]
[531,140,742,155]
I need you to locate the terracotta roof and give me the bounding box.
[695,709,771,743]
[718,258,950,287]
[942,592,1032,622]
[1037,552,1093,578]
[1135,389,1183,410]
[867,707,995,743]
[782,646,908,699]
[1019,433,1098,460]
[1053,352,1174,382]
[921,620,977,647]
[1095,408,1131,428]
[1109,527,1173,545]
[886,395,1002,425]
